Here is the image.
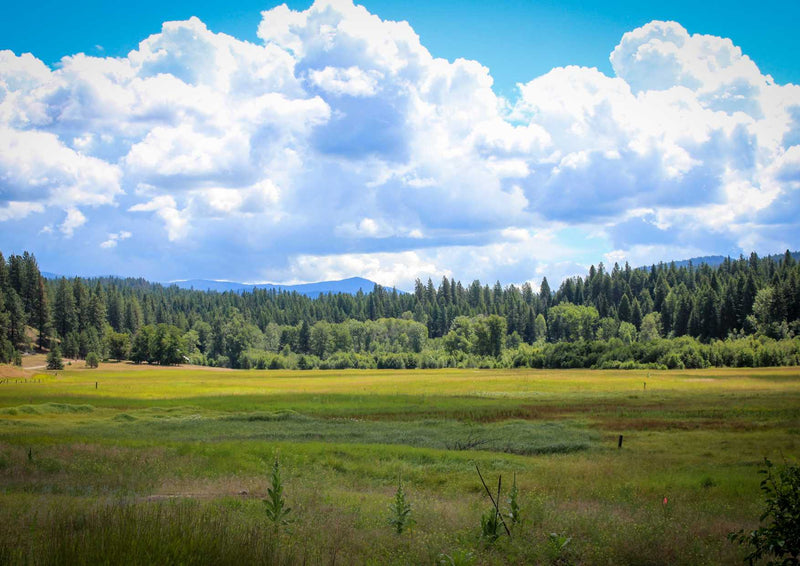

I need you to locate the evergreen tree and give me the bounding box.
[53,278,77,339]
[298,320,311,354]
[88,282,107,333]
[539,277,551,311]
[631,298,643,330]
[34,277,50,349]
[47,344,64,370]
[6,289,25,348]
[618,293,632,323]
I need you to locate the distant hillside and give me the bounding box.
[41,250,800,291]
[640,251,800,270]
[42,271,70,279]
[170,276,386,296]
[42,271,387,296]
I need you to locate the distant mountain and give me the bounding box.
[639,251,799,270]
[41,271,68,279]
[42,270,387,296]
[39,250,800,291]
[170,276,388,296]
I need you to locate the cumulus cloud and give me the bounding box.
[100,230,132,249]
[308,66,380,96]
[59,208,86,237]
[1,1,798,285]
[129,196,188,241]
[0,127,122,210]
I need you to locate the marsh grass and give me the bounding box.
[2,500,290,566]
[0,365,796,563]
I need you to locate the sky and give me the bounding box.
[1,0,799,289]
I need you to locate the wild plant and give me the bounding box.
[437,549,475,565]
[475,464,511,543]
[547,532,573,565]
[480,508,502,542]
[506,472,520,526]
[388,474,414,534]
[263,458,291,528]
[729,457,800,564]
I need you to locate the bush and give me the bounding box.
[730,458,800,564]
[85,352,100,369]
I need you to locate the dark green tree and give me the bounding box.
[46,343,64,370]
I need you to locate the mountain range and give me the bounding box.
[40,250,799,296]
[169,276,384,296]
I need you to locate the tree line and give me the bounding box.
[0,249,798,370]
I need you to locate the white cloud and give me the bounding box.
[100,230,132,249]
[0,3,798,284]
[611,21,767,112]
[0,200,45,222]
[59,208,86,237]
[0,127,122,214]
[308,66,381,96]
[129,196,188,241]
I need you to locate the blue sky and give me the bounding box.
[1,0,799,288]
[4,0,799,95]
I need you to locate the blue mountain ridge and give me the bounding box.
[636,251,799,271]
[169,276,387,296]
[40,250,799,293]
[41,272,387,296]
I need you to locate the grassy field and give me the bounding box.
[0,363,798,564]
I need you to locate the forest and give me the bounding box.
[0,249,799,370]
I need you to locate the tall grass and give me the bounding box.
[1,500,291,565]
[0,365,795,564]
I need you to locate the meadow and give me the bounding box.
[0,363,798,565]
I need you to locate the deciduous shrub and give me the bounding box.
[729,458,800,564]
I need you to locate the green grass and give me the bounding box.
[0,365,798,564]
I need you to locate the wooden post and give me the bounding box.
[95,382,98,389]
[618,435,623,448]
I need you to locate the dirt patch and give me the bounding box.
[0,364,34,379]
[20,353,48,369]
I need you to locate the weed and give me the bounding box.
[506,472,520,527]
[480,508,502,542]
[475,464,511,542]
[547,532,573,565]
[437,548,475,565]
[700,476,716,489]
[263,457,291,528]
[388,474,414,534]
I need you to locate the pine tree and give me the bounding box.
[47,344,64,370]
[53,278,77,339]
[631,298,643,330]
[539,277,551,311]
[618,293,632,323]
[298,320,311,354]
[6,289,25,348]
[35,277,50,349]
